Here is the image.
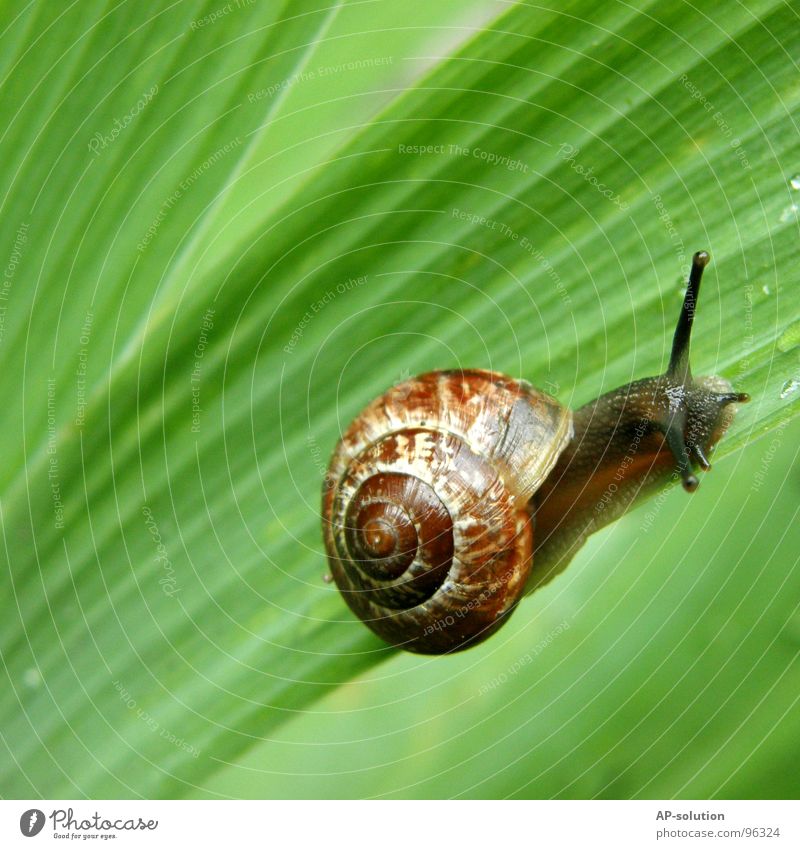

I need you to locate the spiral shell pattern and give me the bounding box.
[322,370,573,653]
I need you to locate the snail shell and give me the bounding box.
[322,369,573,653]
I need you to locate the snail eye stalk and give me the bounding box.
[668,250,709,384]
[656,250,750,491]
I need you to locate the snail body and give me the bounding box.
[322,252,749,653]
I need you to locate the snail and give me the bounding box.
[321,251,749,653]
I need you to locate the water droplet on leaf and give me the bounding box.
[779,378,800,399]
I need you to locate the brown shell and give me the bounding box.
[322,369,573,653]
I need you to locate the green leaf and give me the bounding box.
[1,0,798,799]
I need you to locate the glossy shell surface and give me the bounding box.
[322,369,573,653]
